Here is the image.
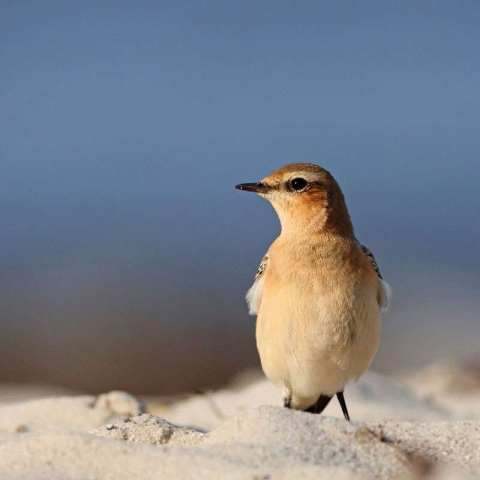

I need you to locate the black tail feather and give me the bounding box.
[305,394,332,414]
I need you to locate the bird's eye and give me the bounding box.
[289,177,308,191]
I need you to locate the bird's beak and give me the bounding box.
[235,182,270,193]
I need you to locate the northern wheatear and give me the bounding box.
[235,163,391,419]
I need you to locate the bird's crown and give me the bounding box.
[261,163,332,192]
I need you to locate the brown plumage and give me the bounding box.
[236,163,390,419]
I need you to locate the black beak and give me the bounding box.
[235,182,270,193]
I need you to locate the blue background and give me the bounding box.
[1,1,479,393]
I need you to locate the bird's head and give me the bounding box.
[235,163,353,236]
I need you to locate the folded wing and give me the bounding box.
[357,242,391,312]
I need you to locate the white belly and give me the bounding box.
[256,280,381,410]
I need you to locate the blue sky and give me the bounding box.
[1,1,479,389]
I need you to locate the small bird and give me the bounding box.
[235,163,391,420]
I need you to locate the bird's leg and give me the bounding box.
[336,391,350,421]
[283,396,292,409]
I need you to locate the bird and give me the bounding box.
[235,163,391,420]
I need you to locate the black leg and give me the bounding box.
[283,397,292,409]
[336,391,350,421]
[305,394,332,414]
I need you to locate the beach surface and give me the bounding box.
[0,361,479,480]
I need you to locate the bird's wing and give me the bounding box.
[357,241,392,312]
[245,254,268,315]
[331,242,391,372]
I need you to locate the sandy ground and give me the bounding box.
[0,361,479,480]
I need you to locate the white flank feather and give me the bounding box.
[380,279,392,312]
[246,276,264,315]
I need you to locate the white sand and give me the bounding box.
[153,370,453,432]
[0,383,79,405]
[0,364,478,479]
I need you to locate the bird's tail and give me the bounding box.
[304,394,332,414]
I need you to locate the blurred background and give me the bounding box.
[1,1,479,395]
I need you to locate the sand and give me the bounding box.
[0,362,478,480]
